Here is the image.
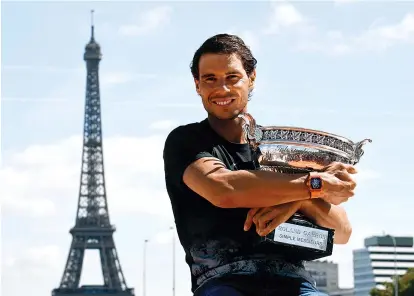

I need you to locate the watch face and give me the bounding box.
[310,177,322,190]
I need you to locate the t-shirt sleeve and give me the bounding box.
[163,126,214,186]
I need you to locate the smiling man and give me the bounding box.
[163,34,357,296]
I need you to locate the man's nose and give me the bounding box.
[214,78,231,91]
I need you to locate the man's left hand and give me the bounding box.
[244,201,303,236]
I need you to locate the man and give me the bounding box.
[163,34,356,296]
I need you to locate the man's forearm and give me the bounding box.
[216,170,310,208]
[299,199,352,244]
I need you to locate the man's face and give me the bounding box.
[195,53,255,120]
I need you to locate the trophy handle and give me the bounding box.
[238,113,263,150]
[353,138,372,164]
[238,113,256,141]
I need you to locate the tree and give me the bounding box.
[399,268,414,296]
[370,268,414,296]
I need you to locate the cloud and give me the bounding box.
[224,28,261,52]
[2,236,193,296]
[2,65,83,73]
[153,227,175,244]
[231,2,312,52]
[354,168,381,181]
[0,129,193,296]
[2,97,70,102]
[0,130,193,296]
[263,1,308,35]
[296,12,414,55]
[371,13,414,43]
[257,2,414,55]
[240,30,260,53]
[5,245,62,274]
[2,244,65,296]
[334,0,359,4]
[0,133,172,218]
[3,63,155,86]
[149,120,179,131]
[0,137,82,217]
[119,6,173,36]
[2,64,156,108]
[101,71,156,85]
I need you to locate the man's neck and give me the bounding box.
[207,114,247,144]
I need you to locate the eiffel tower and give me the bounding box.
[52,11,134,296]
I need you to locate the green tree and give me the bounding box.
[370,268,414,296]
[399,268,414,296]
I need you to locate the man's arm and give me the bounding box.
[299,199,352,244]
[183,157,311,209]
[164,127,356,210]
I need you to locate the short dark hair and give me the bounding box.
[190,33,257,80]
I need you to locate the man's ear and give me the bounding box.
[194,78,201,95]
[249,70,256,89]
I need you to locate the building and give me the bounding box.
[304,260,339,294]
[353,235,414,296]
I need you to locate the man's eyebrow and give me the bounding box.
[201,73,215,79]
[201,71,241,79]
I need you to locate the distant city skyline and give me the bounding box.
[2,1,414,296]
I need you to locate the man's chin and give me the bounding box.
[208,109,245,121]
[209,112,241,121]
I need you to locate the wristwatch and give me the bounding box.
[305,172,323,199]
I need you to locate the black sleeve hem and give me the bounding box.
[163,127,214,186]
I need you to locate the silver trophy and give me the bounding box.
[238,113,371,261]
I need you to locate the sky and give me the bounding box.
[1,0,414,296]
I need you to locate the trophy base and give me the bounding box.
[259,213,335,261]
[257,164,334,261]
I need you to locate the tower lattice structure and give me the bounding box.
[52,11,134,296]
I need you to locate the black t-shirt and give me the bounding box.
[163,119,313,292]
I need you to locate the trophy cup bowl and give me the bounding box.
[238,113,371,261]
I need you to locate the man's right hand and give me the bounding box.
[318,162,358,205]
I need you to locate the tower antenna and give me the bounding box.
[90,9,95,39]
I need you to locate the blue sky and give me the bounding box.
[2,1,414,296]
